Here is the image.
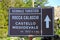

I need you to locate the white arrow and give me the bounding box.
[44,15,51,28]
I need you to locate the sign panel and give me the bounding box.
[9,7,54,36]
[42,8,54,36]
[9,8,42,36]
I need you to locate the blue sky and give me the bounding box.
[45,0,60,7]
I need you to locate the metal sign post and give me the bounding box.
[29,37,32,40]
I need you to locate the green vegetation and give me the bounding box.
[55,19,60,36]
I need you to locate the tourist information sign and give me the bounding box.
[9,7,54,36]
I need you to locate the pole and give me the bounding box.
[28,0,34,40]
[29,35,33,40]
[32,0,34,7]
[29,37,33,40]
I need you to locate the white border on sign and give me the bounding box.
[41,7,54,36]
[8,7,54,37]
[8,8,42,37]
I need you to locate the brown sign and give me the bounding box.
[9,8,42,36]
[9,7,54,36]
[42,8,54,36]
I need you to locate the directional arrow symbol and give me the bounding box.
[44,15,51,28]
